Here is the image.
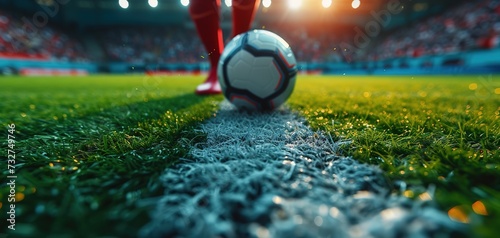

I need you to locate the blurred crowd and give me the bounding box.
[0,11,88,62]
[94,0,500,64]
[98,27,206,64]
[273,26,345,63]
[96,26,341,64]
[364,0,500,61]
[0,0,498,64]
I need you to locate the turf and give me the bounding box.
[0,74,498,237]
[0,75,222,237]
[288,75,500,238]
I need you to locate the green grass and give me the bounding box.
[0,75,222,237]
[1,74,499,237]
[288,75,500,238]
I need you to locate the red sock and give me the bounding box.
[189,0,223,82]
[231,0,261,37]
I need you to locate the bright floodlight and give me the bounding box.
[118,0,129,9]
[225,0,232,7]
[288,0,302,10]
[352,0,360,9]
[148,0,158,8]
[180,0,189,7]
[322,0,332,8]
[262,0,271,8]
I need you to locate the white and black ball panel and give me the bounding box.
[218,29,297,111]
[220,33,244,60]
[247,30,297,70]
[218,34,244,93]
[271,74,296,109]
[230,95,260,111]
[226,51,280,98]
[247,30,289,53]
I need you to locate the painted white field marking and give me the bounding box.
[141,101,464,238]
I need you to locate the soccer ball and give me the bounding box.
[218,29,297,111]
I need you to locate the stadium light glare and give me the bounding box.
[288,0,302,10]
[322,0,332,8]
[262,0,271,8]
[148,0,158,8]
[118,0,129,9]
[180,0,189,7]
[225,0,232,7]
[352,0,360,9]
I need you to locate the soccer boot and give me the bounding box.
[195,70,221,95]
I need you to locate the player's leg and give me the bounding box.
[189,0,223,95]
[231,0,261,37]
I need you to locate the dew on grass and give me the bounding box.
[272,196,282,204]
[254,226,269,238]
[448,206,469,223]
[380,207,405,221]
[15,193,25,202]
[314,216,323,226]
[293,215,303,224]
[317,204,328,216]
[472,200,488,216]
[418,192,432,201]
[349,190,370,199]
[329,207,340,218]
[485,164,497,169]
[403,190,414,198]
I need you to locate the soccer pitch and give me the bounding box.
[1,74,499,237]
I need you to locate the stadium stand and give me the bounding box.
[272,26,346,63]
[0,0,498,74]
[96,26,338,64]
[0,11,88,62]
[364,0,500,61]
[93,0,499,65]
[97,27,205,64]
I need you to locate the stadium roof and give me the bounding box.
[0,0,461,29]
